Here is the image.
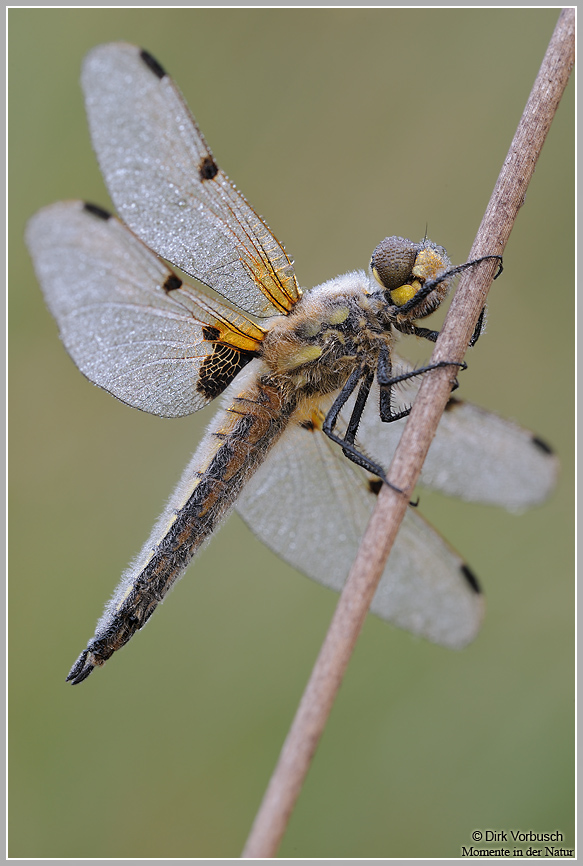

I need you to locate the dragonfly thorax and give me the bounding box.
[260,270,393,399]
[259,232,454,401]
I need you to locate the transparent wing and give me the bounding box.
[26,201,265,417]
[236,400,484,650]
[81,42,300,318]
[357,356,559,511]
[236,370,558,648]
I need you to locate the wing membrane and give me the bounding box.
[26,201,265,417]
[81,42,300,318]
[357,359,559,510]
[237,404,483,649]
[236,373,557,647]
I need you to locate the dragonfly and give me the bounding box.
[26,43,558,685]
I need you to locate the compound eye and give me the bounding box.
[370,236,419,292]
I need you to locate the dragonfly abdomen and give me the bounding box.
[66,376,296,684]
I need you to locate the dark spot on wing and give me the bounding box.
[196,344,256,401]
[163,274,183,293]
[460,563,481,594]
[199,155,219,181]
[444,395,463,411]
[83,202,111,221]
[202,325,221,342]
[140,49,166,79]
[368,478,383,496]
[531,435,554,455]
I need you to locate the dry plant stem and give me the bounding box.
[242,9,574,859]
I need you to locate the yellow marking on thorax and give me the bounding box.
[327,306,350,325]
[277,344,323,372]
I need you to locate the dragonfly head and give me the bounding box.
[369,235,453,322]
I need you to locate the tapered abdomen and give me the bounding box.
[67,376,296,684]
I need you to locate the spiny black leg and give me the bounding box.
[378,343,391,419]
[323,368,404,493]
[344,369,374,446]
[395,305,486,347]
[395,254,503,317]
[439,253,503,283]
[378,344,405,422]
[491,256,504,279]
[378,359,467,387]
[468,305,486,347]
[323,367,362,437]
[323,368,383,476]
[377,359,467,423]
[394,321,440,343]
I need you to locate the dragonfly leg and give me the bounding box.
[322,366,404,493]
[378,346,467,424]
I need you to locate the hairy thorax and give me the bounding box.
[260,271,393,401]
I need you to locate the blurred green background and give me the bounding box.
[9,8,573,859]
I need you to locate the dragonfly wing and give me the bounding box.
[81,42,300,318]
[26,201,264,417]
[236,404,483,649]
[356,356,559,511]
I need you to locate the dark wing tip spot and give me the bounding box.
[531,435,555,456]
[199,155,219,181]
[83,202,112,221]
[368,478,383,496]
[140,49,167,79]
[163,274,183,293]
[444,395,464,411]
[460,563,481,595]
